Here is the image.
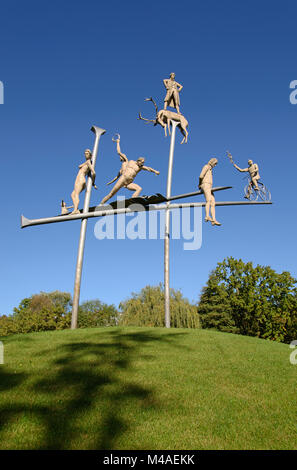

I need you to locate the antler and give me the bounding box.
[138,111,155,123]
[144,97,159,114]
[138,97,159,124]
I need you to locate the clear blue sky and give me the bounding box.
[0,0,296,314]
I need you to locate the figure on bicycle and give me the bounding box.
[227,152,260,199]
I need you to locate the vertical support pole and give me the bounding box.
[164,120,178,328]
[71,126,106,329]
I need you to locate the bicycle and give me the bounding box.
[243,175,271,201]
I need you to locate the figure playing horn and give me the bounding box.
[100,135,160,205]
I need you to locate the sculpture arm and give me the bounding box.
[116,140,128,162]
[142,166,160,175]
[198,165,208,187]
[163,79,169,89]
[87,161,97,188]
[176,81,183,91]
[107,172,120,185]
[233,163,247,172]
[199,165,208,183]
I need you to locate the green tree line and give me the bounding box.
[0,291,118,336]
[1,258,296,343]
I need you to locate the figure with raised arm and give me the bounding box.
[227,152,260,200]
[70,149,97,214]
[199,158,221,226]
[100,135,160,205]
[163,73,183,114]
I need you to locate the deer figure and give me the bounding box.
[138,97,189,144]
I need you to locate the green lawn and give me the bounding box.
[0,327,296,450]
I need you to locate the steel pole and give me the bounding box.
[164,120,178,329]
[71,126,106,329]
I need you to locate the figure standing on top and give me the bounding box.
[163,73,183,114]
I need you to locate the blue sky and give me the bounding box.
[0,0,296,314]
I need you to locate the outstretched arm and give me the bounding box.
[233,163,248,172]
[142,166,160,175]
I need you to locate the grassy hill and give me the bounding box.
[0,326,295,450]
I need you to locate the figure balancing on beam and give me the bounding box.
[100,135,160,205]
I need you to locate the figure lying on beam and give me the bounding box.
[199,158,221,226]
[100,135,160,205]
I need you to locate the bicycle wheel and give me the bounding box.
[257,183,271,201]
[244,184,258,200]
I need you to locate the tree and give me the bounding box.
[198,257,297,343]
[78,300,118,328]
[12,291,72,333]
[198,275,238,334]
[0,315,18,337]
[119,284,200,328]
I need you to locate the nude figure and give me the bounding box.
[228,152,260,199]
[100,137,160,205]
[71,149,97,214]
[163,73,183,114]
[199,158,221,226]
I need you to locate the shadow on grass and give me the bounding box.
[0,369,27,392]
[0,328,187,449]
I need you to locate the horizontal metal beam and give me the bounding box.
[167,186,232,201]
[21,200,272,229]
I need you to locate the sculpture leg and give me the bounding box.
[158,118,167,137]
[71,190,81,214]
[180,127,188,144]
[126,183,142,198]
[203,187,212,222]
[100,178,125,205]
[246,182,252,199]
[210,194,221,226]
[252,177,260,191]
[210,195,216,221]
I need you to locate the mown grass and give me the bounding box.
[0,327,296,450]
